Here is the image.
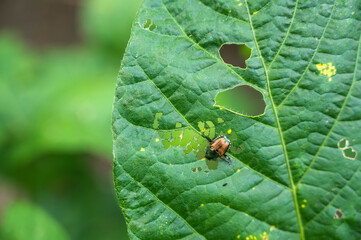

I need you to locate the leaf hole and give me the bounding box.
[219,44,251,69]
[334,208,343,219]
[337,137,348,150]
[338,138,357,160]
[143,19,156,31]
[191,167,202,173]
[214,85,266,117]
[153,112,163,129]
[206,159,219,170]
[343,147,357,160]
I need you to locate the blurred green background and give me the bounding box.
[0,0,142,239]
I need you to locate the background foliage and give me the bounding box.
[0,0,141,239]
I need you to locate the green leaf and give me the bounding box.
[113,0,361,239]
[1,202,68,240]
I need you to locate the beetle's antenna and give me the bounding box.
[201,134,212,142]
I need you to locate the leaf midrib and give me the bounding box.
[244,0,305,239]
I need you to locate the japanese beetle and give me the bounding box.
[203,135,233,166]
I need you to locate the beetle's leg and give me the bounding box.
[222,155,233,166]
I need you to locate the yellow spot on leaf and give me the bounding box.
[237,169,240,173]
[352,11,355,15]
[252,187,255,190]
[301,204,306,208]
[220,107,224,110]
[270,225,275,231]
[201,158,206,161]
[201,128,206,132]
[238,2,243,6]
[200,203,204,207]
[237,235,241,239]
[246,232,269,240]
[169,164,172,166]
[262,232,269,240]
[303,199,307,203]
[316,62,336,81]
[155,138,159,142]
[253,11,258,15]
[229,10,232,13]
[228,129,232,134]
[140,148,145,151]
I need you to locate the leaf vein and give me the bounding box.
[267,0,299,71]
[244,0,305,238]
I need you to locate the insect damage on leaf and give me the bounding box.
[153,112,163,129]
[214,85,266,117]
[143,19,156,31]
[155,116,245,162]
[337,138,357,160]
[219,43,251,69]
[334,208,344,219]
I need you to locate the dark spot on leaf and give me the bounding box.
[223,183,228,187]
[219,44,251,69]
[334,208,343,219]
[214,85,266,117]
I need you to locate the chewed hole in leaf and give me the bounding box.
[337,138,348,150]
[153,112,163,129]
[219,44,251,69]
[337,138,357,160]
[158,120,218,161]
[143,19,157,31]
[214,85,266,117]
[206,160,219,170]
[158,120,242,167]
[334,208,343,219]
[343,147,357,160]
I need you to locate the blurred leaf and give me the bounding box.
[113,0,361,239]
[81,0,142,56]
[0,35,117,167]
[1,202,68,240]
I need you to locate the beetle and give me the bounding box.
[203,135,233,166]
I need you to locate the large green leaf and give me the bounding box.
[113,0,361,239]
